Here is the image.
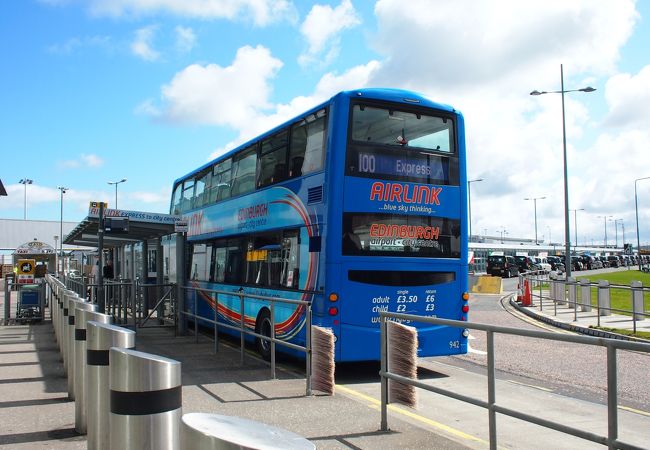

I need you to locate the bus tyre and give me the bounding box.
[256,309,272,361]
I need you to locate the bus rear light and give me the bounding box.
[462,305,469,313]
[328,307,339,316]
[462,292,469,301]
[461,316,467,321]
[462,329,470,338]
[329,293,339,302]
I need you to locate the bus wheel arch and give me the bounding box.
[255,308,272,361]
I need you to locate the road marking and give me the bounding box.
[618,405,650,417]
[468,343,487,355]
[500,295,574,334]
[506,379,553,392]
[335,384,487,444]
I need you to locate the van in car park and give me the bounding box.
[532,257,552,273]
[487,255,519,278]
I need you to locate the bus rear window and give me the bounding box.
[351,104,453,152]
[342,213,461,258]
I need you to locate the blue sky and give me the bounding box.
[1,0,650,247]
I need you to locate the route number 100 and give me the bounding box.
[359,153,376,173]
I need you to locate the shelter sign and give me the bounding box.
[17,259,35,284]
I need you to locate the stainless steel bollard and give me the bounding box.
[68,300,97,399]
[181,413,315,450]
[110,348,181,450]
[86,323,135,450]
[75,309,109,434]
[62,292,79,372]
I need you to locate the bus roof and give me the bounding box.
[172,88,459,187]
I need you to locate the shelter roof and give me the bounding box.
[63,206,181,248]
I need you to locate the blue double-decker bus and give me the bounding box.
[170,88,468,362]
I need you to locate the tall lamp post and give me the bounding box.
[530,64,596,277]
[597,215,612,248]
[612,218,623,248]
[57,186,68,275]
[468,178,483,243]
[524,196,546,244]
[19,178,33,220]
[635,176,650,270]
[569,208,585,247]
[107,178,127,209]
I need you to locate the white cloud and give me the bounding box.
[603,65,650,129]
[298,0,361,67]
[157,45,283,128]
[87,0,296,26]
[175,26,196,53]
[58,153,105,169]
[131,25,160,61]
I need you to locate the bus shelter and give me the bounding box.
[63,205,186,329]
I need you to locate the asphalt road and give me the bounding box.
[440,270,650,414]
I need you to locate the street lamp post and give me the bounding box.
[613,218,623,248]
[570,208,585,247]
[635,177,650,270]
[524,196,546,244]
[597,215,612,248]
[107,178,127,209]
[19,178,33,220]
[468,178,483,243]
[530,64,596,277]
[57,187,68,275]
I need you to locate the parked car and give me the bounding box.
[514,255,536,273]
[582,255,602,270]
[570,256,584,271]
[487,255,519,278]
[607,255,620,268]
[598,256,610,268]
[532,257,552,273]
[546,256,565,273]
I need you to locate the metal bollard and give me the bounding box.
[62,292,79,372]
[110,348,181,450]
[75,309,110,434]
[181,413,315,450]
[86,323,135,450]
[68,300,97,399]
[598,280,611,316]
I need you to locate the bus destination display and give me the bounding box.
[357,151,447,181]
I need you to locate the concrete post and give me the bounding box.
[109,348,181,450]
[86,322,135,450]
[567,277,577,310]
[579,279,592,312]
[631,281,644,321]
[598,280,611,316]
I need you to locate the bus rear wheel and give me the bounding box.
[256,309,272,361]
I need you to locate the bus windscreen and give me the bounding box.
[342,213,461,258]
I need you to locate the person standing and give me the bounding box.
[103,260,114,279]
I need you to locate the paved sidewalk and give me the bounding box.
[511,292,650,342]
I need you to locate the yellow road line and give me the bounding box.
[507,379,553,392]
[618,405,650,417]
[335,384,487,444]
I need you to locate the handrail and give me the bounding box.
[180,285,312,396]
[379,312,650,450]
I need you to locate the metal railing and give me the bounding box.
[379,312,650,450]
[180,285,312,396]
[523,274,650,333]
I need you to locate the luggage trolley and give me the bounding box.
[17,284,43,323]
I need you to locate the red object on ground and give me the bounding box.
[521,279,532,306]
